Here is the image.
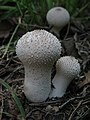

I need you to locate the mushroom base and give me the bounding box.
[24,65,52,102]
[49,75,72,98]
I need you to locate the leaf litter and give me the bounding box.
[0,18,90,120]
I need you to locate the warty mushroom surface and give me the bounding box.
[16,29,62,102]
[49,56,81,98]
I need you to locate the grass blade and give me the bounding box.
[0,79,25,120]
[0,6,16,10]
[0,112,13,117]
[46,0,54,10]
[65,0,77,15]
[2,23,19,59]
[72,2,90,17]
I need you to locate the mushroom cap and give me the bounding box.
[46,7,70,28]
[56,56,80,79]
[16,30,62,65]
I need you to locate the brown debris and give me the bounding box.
[0,16,90,120]
[78,71,90,88]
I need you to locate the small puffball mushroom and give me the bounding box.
[16,29,62,102]
[49,56,80,98]
[46,7,70,37]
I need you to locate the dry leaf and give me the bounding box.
[62,36,79,58]
[46,105,53,112]
[52,106,59,112]
[78,71,90,88]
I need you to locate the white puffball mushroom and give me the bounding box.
[49,56,80,98]
[16,29,62,102]
[46,7,70,37]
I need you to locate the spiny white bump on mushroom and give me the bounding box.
[46,7,70,37]
[49,56,80,98]
[16,29,62,102]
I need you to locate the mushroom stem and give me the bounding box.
[49,74,72,98]
[24,64,51,102]
[51,27,61,38]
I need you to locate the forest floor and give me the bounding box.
[0,2,90,120]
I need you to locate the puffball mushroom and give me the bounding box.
[46,7,70,37]
[16,29,62,102]
[49,56,80,98]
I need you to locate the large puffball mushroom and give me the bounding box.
[16,29,62,102]
[46,7,70,37]
[49,56,80,98]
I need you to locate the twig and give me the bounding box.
[63,22,70,40]
[8,78,24,84]
[4,65,23,81]
[26,108,46,118]
[29,99,61,107]
[29,96,85,107]
[59,97,75,109]
[77,108,90,120]
[22,24,49,31]
[82,98,90,105]
[68,100,83,120]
